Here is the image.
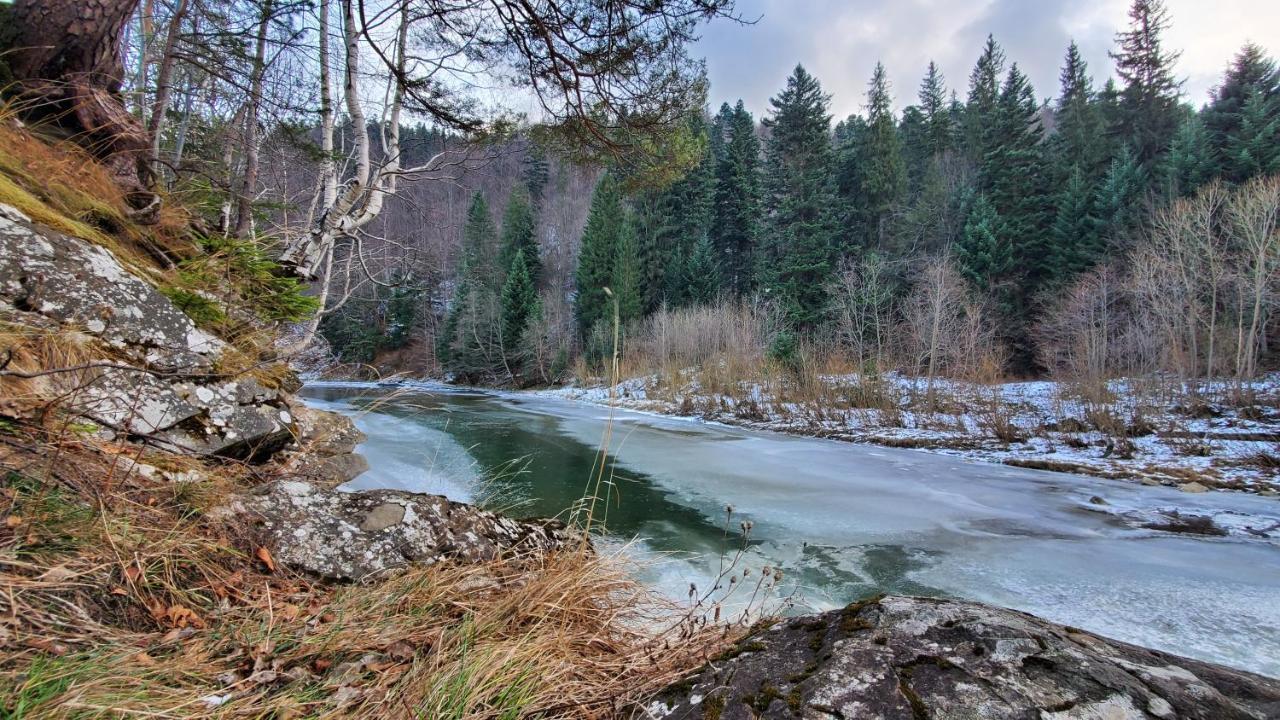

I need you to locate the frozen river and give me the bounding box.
[300,382,1280,677]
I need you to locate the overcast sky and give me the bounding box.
[693,0,1278,121]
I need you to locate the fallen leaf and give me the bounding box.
[384,640,414,661]
[256,546,276,572]
[279,603,301,621]
[124,565,142,583]
[111,586,128,596]
[313,658,333,673]
[133,652,158,667]
[4,515,22,527]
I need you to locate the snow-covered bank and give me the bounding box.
[534,373,1280,495]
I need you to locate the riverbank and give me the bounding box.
[530,372,1280,495]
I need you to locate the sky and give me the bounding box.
[692,0,1279,121]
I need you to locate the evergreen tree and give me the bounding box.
[1224,88,1280,180]
[575,174,626,338]
[521,143,550,207]
[682,234,722,306]
[858,62,907,247]
[955,193,1012,294]
[1203,43,1280,182]
[982,64,1052,291]
[1052,41,1107,177]
[498,187,540,286]
[438,192,503,378]
[500,248,537,369]
[1110,0,1183,170]
[759,65,841,329]
[1093,146,1147,245]
[613,215,644,324]
[965,35,1006,161]
[919,61,952,156]
[1049,167,1101,277]
[711,100,761,296]
[1162,113,1214,197]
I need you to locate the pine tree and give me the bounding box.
[500,248,537,369]
[1203,43,1280,182]
[682,234,721,306]
[498,186,540,286]
[711,100,761,296]
[1049,167,1101,277]
[955,193,1012,294]
[760,65,840,329]
[858,62,907,248]
[1110,0,1183,170]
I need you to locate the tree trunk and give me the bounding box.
[6,0,158,215]
[234,0,273,238]
[146,0,190,182]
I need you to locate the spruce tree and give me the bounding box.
[1050,167,1101,278]
[858,62,907,248]
[919,61,952,156]
[983,64,1052,291]
[498,186,540,287]
[1110,0,1183,170]
[1203,43,1280,182]
[500,248,537,369]
[711,100,761,296]
[682,234,722,306]
[439,192,503,379]
[613,215,644,325]
[1162,114,1214,197]
[1224,88,1280,180]
[1093,146,1147,245]
[955,193,1012,295]
[965,36,1006,161]
[1053,41,1107,178]
[575,174,626,338]
[760,65,840,329]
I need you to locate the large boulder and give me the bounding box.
[647,595,1280,719]
[0,203,293,461]
[226,481,576,581]
[275,403,368,488]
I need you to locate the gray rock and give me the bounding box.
[227,481,575,580]
[0,204,298,461]
[278,405,368,488]
[647,595,1280,720]
[0,203,222,371]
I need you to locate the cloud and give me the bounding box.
[694,0,1277,121]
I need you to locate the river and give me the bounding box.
[299,381,1280,677]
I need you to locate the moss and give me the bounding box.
[747,683,782,712]
[714,639,768,662]
[839,593,885,635]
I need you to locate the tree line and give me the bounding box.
[554,0,1279,383]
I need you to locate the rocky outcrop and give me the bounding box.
[276,403,368,488]
[0,203,291,460]
[224,481,576,581]
[648,595,1280,719]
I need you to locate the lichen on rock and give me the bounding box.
[648,595,1280,719]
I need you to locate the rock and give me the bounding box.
[1179,481,1211,493]
[0,204,298,462]
[277,405,368,488]
[225,481,575,580]
[648,595,1280,720]
[1088,495,1108,505]
[0,203,221,371]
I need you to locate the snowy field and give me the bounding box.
[536,373,1280,495]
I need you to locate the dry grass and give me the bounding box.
[0,109,196,275]
[0,411,732,719]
